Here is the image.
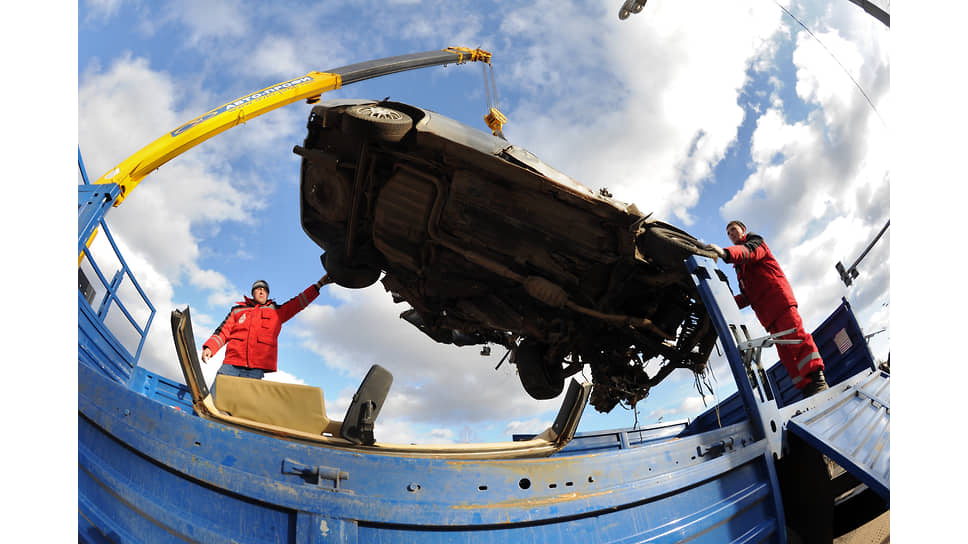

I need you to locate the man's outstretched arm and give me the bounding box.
[277,275,334,323]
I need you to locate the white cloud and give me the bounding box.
[679,394,717,415]
[505,418,554,438]
[249,36,304,79]
[292,285,563,425]
[495,1,785,226]
[362,419,459,445]
[83,0,124,21]
[647,391,719,423]
[162,0,250,45]
[264,369,306,385]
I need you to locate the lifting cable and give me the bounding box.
[481,60,508,138]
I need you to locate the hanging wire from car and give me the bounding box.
[494,347,511,370]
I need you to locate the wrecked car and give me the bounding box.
[295,99,720,413]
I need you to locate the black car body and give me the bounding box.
[296,99,719,413]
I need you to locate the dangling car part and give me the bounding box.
[296,98,720,413]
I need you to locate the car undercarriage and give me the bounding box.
[296,99,720,413]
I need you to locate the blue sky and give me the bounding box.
[75,0,891,444]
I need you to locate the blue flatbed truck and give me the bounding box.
[79,174,888,542]
[77,47,888,541]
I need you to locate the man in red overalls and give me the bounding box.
[202,276,332,380]
[710,221,828,397]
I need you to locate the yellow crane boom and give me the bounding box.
[92,47,494,207]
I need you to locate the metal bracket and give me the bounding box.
[730,326,802,404]
[698,437,735,458]
[734,327,802,353]
[282,459,349,491]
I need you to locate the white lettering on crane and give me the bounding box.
[170,76,315,137]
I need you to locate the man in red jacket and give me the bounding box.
[709,221,828,397]
[202,276,332,379]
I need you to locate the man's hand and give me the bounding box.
[707,244,727,260]
[202,347,212,364]
[316,274,333,290]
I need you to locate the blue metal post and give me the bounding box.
[686,256,785,455]
[78,147,92,185]
[687,255,789,541]
[96,269,124,320]
[78,184,121,257]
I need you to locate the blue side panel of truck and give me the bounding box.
[79,360,787,543]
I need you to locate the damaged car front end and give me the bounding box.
[295,99,719,413]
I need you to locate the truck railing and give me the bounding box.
[79,149,156,376]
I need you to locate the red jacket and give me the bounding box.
[722,233,798,329]
[203,284,320,372]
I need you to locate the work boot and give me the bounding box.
[801,369,829,398]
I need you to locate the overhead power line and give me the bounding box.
[773,0,887,128]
